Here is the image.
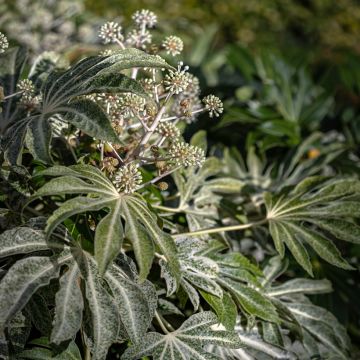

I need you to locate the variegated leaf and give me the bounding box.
[122,312,241,360]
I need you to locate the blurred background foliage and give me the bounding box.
[86,0,360,54]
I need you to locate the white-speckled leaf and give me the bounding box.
[105,263,153,344]
[81,257,120,360]
[0,251,72,330]
[122,312,241,360]
[51,262,83,344]
[0,226,60,258]
[265,177,360,273]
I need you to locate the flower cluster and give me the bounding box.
[17,79,35,97]
[169,141,205,167]
[112,163,142,194]
[93,10,223,192]
[156,122,181,138]
[17,79,41,109]
[164,63,192,95]
[202,95,224,118]
[118,93,146,117]
[99,22,123,44]
[162,36,183,56]
[0,32,8,53]
[132,10,157,28]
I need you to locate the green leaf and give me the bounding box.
[122,312,241,360]
[26,116,53,163]
[0,226,56,258]
[200,291,237,330]
[80,72,148,97]
[59,99,120,144]
[190,130,207,152]
[287,302,350,359]
[0,46,27,131]
[45,196,115,238]
[25,293,52,335]
[5,312,31,354]
[81,257,120,360]
[0,251,72,329]
[19,340,81,360]
[123,195,180,283]
[218,278,279,323]
[214,323,297,360]
[51,263,83,344]
[100,48,174,74]
[2,48,172,164]
[269,221,313,275]
[33,165,179,279]
[204,177,244,194]
[265,177,360,272]
[121,197,155,281]
[267,278,332,297]
[105,263,155,344]
[95,200,124,275]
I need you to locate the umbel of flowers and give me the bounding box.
[96,11,223,194]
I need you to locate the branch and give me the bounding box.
[173,219,267,237]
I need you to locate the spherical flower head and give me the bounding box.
[202,95,223,118]
[126,29,152,49]
[156,122,181,138]
[119,93,146,116]
[164,62,192,95]
[99,22,123,44]
[182,74,201,97]
[19,94,41,110]
[112,163,142,194]
[17,79,35,97]
[169,141,205,168]
[132,9,157,28]
[0,32,9,53]
[162,36,183,56]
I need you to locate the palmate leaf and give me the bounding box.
[122,311,241,360]
[0,224,158,358]
[31,164,180,281]
[160,237,279,324]
[262,257,351,359]
[207,321,297,360]
[265,176,360,274]
[2,48,173,164]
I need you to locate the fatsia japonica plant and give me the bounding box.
[0,9,359,360]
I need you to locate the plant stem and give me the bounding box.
[3,90,24,99]
[137,166,181,190]
[155,311,170,334]
[152,204,182,213]
[173,219,267,237]
[85,347,91,360]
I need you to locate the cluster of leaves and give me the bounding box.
[0,8,359,360]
